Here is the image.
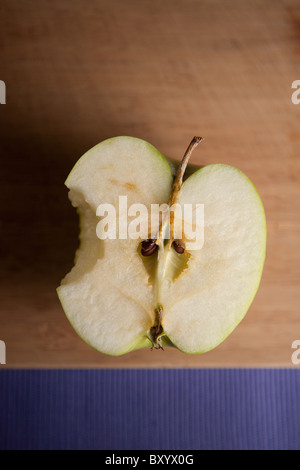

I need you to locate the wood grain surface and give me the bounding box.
[0,0,300,368]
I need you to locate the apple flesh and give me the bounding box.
[57,136,266,355]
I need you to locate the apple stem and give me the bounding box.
[156,136,203,245]
[169,136,203,207]
[169,136,203,241]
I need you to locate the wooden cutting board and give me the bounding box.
[0,0,300,368]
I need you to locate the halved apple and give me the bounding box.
[57,136,266,355]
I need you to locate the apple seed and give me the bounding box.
[172,240,185,254]
[141,239,158,256]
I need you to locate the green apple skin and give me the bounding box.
[58,137,266,356]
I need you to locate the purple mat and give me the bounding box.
[0,369,299,450]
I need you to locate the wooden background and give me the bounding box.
[0,0,299,368]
